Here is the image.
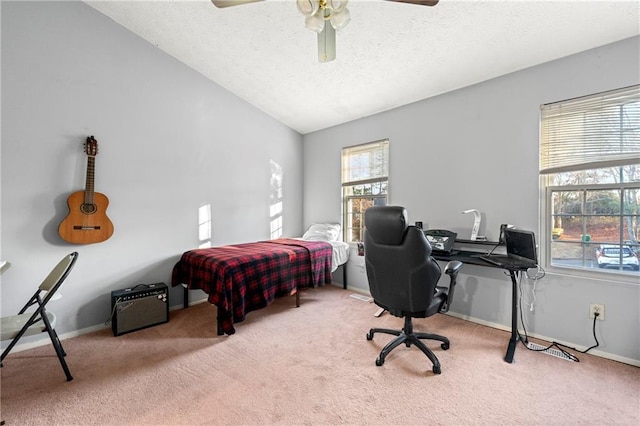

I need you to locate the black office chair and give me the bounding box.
[364,206,462,374]
[1,252,78,381]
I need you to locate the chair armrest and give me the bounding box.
[445,260,463,276]
[439,260,463,313]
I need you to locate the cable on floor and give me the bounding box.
[517,274,600,362]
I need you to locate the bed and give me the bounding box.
[171,224,349,335]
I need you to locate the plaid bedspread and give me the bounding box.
[171,238,333,334]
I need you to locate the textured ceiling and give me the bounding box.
[85,0,640,134]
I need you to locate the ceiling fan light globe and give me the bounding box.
[305,14,325,33]
[330,8,350,31]
[327,0,348,13]
[296,0,320,16]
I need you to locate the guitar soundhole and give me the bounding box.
[81,203,97,214]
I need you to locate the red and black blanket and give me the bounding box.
[171,238,333,334]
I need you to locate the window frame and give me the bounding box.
[539,85,640,282]
[542,178,639,278]
[341,139,389,243]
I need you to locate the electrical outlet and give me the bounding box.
[589,303,605,321]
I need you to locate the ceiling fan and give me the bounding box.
[211,0,439,63]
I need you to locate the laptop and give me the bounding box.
[480,228,538,270]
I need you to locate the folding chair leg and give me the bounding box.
[52,333,67,357]
[1,322,73,381]
[1,294,43,364]
[41,313,73,381]
[1,335,22,364]
[49,330,73,381]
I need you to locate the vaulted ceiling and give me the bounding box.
[85,0,640,134]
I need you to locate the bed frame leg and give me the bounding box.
[217,316,223,335]
[343,264,347,289]
[183,285,188,309]
[295,291,300,307]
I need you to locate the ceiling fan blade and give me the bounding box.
[387,0,439,6]
[211,0,265,8]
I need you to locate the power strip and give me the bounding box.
[527,342,575,362]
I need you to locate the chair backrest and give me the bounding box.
[38,252,78,304]
[364,206,441,317]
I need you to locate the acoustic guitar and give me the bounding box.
[58,136,114,244]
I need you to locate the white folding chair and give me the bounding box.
[1,252,78,381]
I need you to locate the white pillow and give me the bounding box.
[302,223,341,241]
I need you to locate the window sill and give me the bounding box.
[544,263,640,287]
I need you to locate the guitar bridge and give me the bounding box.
[73,226,102,230]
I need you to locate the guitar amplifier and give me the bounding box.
[111,282,169,336]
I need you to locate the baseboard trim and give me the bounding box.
[2,302,199,354]
[445,311,640,368]
[3,323,110,354]
[4,293,639,367]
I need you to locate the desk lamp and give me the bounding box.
[461,209,485,241]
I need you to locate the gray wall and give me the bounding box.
[1,2,303,338]
[303,36,640,364]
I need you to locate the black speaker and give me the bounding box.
[111,283,169,336]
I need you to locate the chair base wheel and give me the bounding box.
[367,321,450,373]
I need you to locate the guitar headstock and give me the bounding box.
[84,135,99,157]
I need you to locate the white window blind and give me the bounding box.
[342,139,389,186]
[540,84,640,174]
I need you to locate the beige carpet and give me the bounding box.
[1,285,639,425]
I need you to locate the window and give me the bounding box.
[540,85,640,277]
[342,140,389,243]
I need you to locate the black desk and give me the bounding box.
[433,248,526,364]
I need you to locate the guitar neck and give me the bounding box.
[84,156,95,204]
